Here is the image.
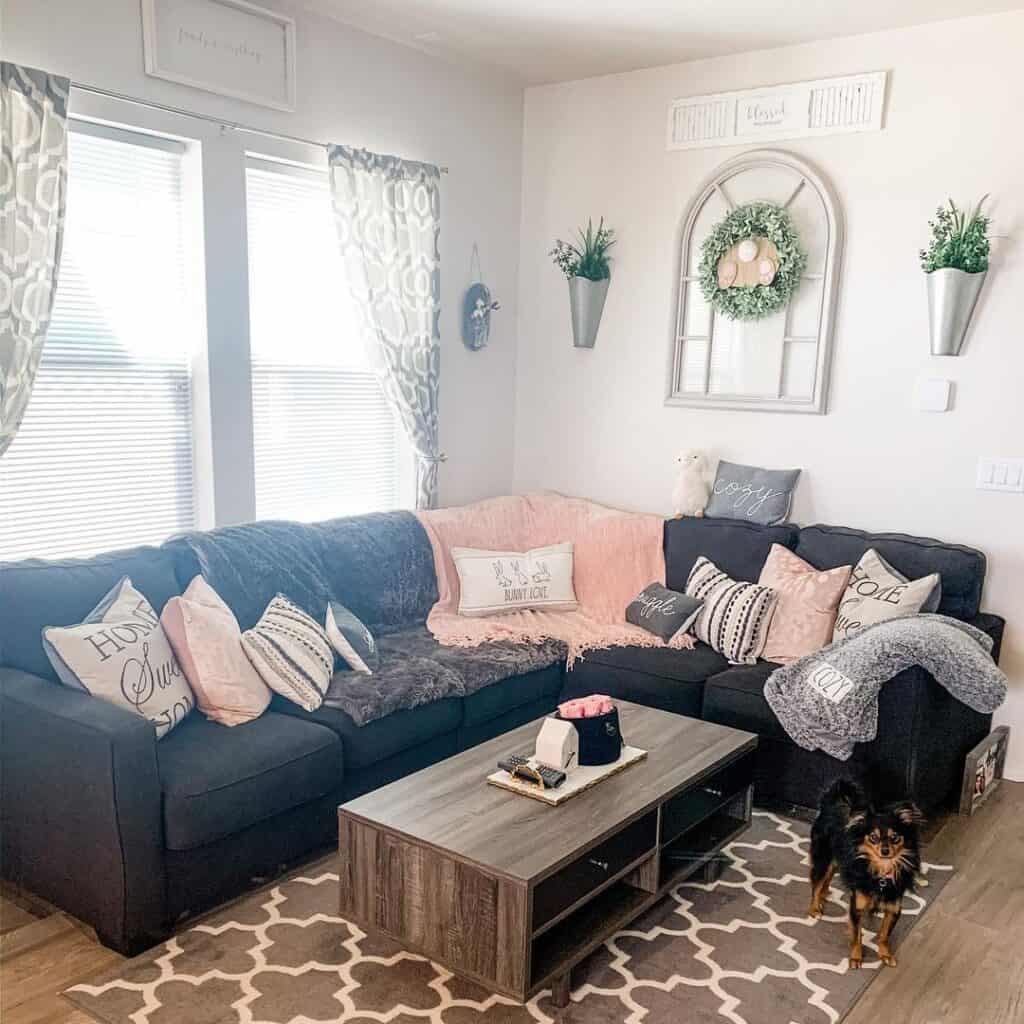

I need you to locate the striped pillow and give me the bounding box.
[241,596,333,712]
[685,556,778,665]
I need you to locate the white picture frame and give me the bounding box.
[141,0,296,112]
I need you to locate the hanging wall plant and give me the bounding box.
[550,218,615,348]
[698,201,807,321]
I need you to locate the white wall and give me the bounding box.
[4,0,524,514]
[516,12,1024,777]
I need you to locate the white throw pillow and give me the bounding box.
[42,577,194,738]
[241,595,334,712]
[832,549,941,642]
[452,542,578,617]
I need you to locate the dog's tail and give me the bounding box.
[820,778,866,813]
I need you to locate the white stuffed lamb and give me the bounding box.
[671,449,710,517]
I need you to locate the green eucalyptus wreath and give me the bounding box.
[698,201,807,321]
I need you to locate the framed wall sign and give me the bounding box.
[141,0,296,112]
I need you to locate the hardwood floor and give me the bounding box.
[3,783,1022,1023]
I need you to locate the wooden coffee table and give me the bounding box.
[338,701,756,1006]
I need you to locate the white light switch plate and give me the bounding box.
[915,377,951,412]
[977,457,1024,493]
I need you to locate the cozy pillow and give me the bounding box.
[833,549,941,642]
[685,556,778,665]
[325,601,379,674]
[161,576,272,726]
[241,595,334,712]
[625,583,703,642]
[452,542,578,617]
[704,460,801,525]
[757,544,851,664]
[42,577,194,738]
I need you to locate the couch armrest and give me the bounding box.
[0,668,166,953]
[967,612,1005,663]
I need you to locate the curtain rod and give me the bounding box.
[70,81,449,173]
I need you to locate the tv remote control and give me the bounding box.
[497,754,566,789]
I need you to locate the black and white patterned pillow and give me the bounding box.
[685,556,778,665]
[241,596,333,712]
[325,602,379,674]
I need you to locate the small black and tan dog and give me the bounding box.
[808,779,924,969]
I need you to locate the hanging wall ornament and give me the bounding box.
[699,201,806,321]
[461,245,500,351]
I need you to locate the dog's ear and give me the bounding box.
[844,812,866,831]
[891,802,925,827]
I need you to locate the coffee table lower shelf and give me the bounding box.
[338,751,754,1007]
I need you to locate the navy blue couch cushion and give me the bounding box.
[665,517,799,589]
[795,524,986,621]
[0,546,181,681]
[275,695,462,769]
[157,712,342,851]
[462,663,563,728]
[701,662,787,741]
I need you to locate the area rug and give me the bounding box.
[65,812,952,1024]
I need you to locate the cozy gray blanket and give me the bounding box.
[764,614,1007,760]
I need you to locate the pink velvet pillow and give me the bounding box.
[758,545,852,665]
[161,576,271,726]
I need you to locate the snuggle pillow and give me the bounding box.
[241,595,334,712]
[42,577,194,738]
[161,576,271,726]
[625,583,703,643]
[325,601,379,674]
[685,556,778,665]
[833,549,941,642]
[451,542,578,617]
[757,544,851,664]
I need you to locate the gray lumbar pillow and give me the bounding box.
[325,602,379,674]
[705,460,801,525]
[625,583,703,643]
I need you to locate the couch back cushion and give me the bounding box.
[162,511,437,636]
[314,512,438,635]
[795,524,985,621]
[0,546,181,680]
[664,517,800,590]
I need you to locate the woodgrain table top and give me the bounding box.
[339,701,757,883]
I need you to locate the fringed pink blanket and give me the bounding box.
[415,492,694,664]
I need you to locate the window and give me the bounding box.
[245,160,405,522]
[0,124,198,561]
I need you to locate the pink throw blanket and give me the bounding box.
[415,492,694,664]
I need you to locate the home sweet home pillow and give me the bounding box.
[685,556,778,665]
[42,578,194,738]
[832,549,941,642]
[452,542,578,617]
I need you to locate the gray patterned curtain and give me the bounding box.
[0,63,69,458]
[328,145,443,510]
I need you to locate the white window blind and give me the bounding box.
[0,124,197,562]
[246,161,405,523]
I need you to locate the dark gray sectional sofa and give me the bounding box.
[0,510,1003,956]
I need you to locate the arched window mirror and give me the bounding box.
[667,149,843,414]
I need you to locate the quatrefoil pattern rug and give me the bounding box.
[65,812,951,1024]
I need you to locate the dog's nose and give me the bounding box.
[880,845,891,857]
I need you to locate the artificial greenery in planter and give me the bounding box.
[920,197,991,356]
[550,219,616,348]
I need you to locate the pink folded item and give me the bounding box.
[161,576,272,726]
[416,492,695,664]
[558,695,614,718]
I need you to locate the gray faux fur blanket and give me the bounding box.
[764,614,1007,760]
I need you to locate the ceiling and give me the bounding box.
[303,0,1022,84]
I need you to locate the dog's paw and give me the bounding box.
[807,904,823,919]
[879,952,898,967]
[848,956,862,970]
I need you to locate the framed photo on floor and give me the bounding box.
[141,0,296,111]
[959,725,1010,815]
